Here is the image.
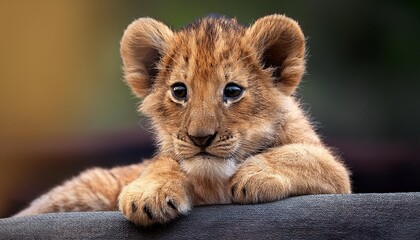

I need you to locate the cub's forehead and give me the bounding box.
[168,16,247,57]
[157,16,257,88]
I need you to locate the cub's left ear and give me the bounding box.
[246,14,306,95]
[120,18,173,98]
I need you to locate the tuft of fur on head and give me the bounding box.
[120,14,306,177]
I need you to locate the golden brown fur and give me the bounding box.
[15,14,351,226]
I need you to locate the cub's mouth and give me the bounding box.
[186,150,235,161]
[194,152,217,158]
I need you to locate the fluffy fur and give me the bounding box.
[15,14,351,226]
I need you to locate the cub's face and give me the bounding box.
[143,27,282,162]
[121,15,305,176]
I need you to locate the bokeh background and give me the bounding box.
[1,0,419,218]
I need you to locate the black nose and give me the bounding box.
[188,133,216,148]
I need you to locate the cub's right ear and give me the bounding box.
[246,15,306,96]
[120,18,173,98]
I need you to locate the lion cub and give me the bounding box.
[15,14,351,226]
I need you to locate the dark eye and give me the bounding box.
[171,82,188,101]
[223,83,243,101]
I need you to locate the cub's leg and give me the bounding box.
[230,143,351,204]
[14,163,144,217]
[118,156,192,226]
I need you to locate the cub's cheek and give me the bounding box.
[206,136,240,158]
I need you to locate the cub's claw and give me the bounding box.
[131,202,138,213]
[167,198,177,209]
[143,205,153,220]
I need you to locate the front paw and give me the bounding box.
[118,178,191,226]
[230,157,292,204]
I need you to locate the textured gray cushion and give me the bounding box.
[1,193,419,239]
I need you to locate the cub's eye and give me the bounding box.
[171,82,188,101]
[223,83,243,101]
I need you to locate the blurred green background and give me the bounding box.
[0,0,419,217]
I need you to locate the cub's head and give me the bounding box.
[121,15,305,177]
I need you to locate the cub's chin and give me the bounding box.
[179,154,237,180]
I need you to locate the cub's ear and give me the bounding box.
[246,14,306,95]
[120,18,173,98]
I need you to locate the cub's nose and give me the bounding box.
[188,133,216,148]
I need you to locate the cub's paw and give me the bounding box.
[230,157,292,204]
[118,179,191,226]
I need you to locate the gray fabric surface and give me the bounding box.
[1,193,419,240]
